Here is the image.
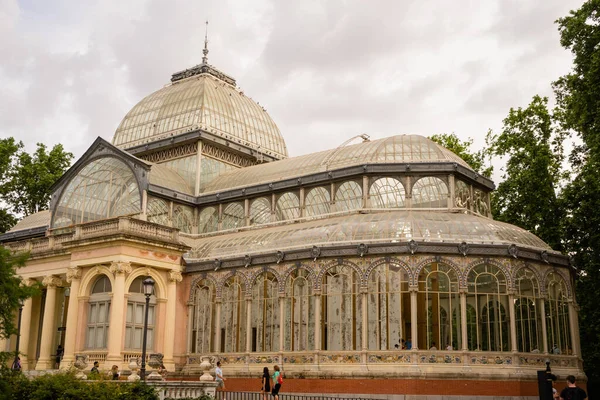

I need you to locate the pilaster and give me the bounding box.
[36,275,63,370]
[163,270,182,370]
[106,261,131,363]
[61,267,81,368]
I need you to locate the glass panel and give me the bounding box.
[283,269,314,351]
[304,187,331,217]
[473,189,490,216]
[199,207,219,233]
[161,155,197,190]
[515,269,542,352]
[199,156,237,193]
[369,177,405,208]
[193,279,216,354]
[53,157,141,228]
[222,203,244,230]
[250,198,271,226]
[251,273,280,352]
[412,177,448,208]
[335,181,362,212]
[147,197,169,226]
[455,180,471,209]
[545,273,571,354]
[276,192,300,221]
[173,204,194,233]
[92,275,111,294]
[221,275,247,352]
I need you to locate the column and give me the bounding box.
[362,175,369,209]
[61,267,81,368]
[539,298,549,354]
[163,270,182,370]
[215,300,222,353]
[568,301,580,357]
[314,290,321,351]
[361,291,368,351]
[245,297,252,353]
[508,292,517,352]
[279,294,285,352]
[36,275,63,370]
[106,261,131,364]
[19,297,34,369]
[460,291,468,351]
[410,287,418,350]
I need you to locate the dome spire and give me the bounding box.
[202,20,209,64]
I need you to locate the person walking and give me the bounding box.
[560,375,587,400]
[261,367,271,400]
[271,365,282,400]
[215,361,226,400]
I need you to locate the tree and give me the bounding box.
[489,95,566,251]
[0,138,23,233]
[429,133,493,178]
[2,143,73,216]
[0,247,38,338]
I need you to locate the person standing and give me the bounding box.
[90,361,99,374]
[560,375,587,400]
[215,361,226,400]
[55,345,64,369]
[111,365,119,380]
[271,365,282,400]
[261,367,271,400]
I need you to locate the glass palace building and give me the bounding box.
[0,52,583,398]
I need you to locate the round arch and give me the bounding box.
[464,259,512,289]
[217,270,250,297]
[413,257,463,288]
[280,263,316,293]
[124,268,167,300]
[316,259,364,290]
[248,267,282,288]
[542,268,573,298]
[189,274,219,303]
[79,266,115,297]
[364,257,412,284]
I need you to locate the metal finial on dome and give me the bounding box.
[202,20,209,64]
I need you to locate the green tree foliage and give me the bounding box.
[0,246,38,339]
[489,95,566,251]
[1,143,73,217]
[429,133,493,178]
[553,0,600,389]
[0,138,23,233]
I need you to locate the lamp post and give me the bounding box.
[140,277,155,381]
[12,298,25,371]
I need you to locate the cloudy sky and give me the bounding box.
[0,0,583,170]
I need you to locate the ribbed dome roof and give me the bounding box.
[112,64,288,160]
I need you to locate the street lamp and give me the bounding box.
[140,276,155,381]
[12,298,25,371]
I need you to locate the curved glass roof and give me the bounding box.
[112,73,288,159]
[148,163,193,194]
[203,135,472,193]
[182,210,551,261]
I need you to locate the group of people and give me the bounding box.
[394,338,412,350]
[214,361,283,400]
[89,361,119,380]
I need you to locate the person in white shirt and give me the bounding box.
[215,361,226,400]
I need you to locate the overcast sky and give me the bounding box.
[0,0,583,174]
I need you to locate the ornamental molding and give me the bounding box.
[66,267,81,283]
[109,261,132,275]
[202,143,256,168]
[169,270,183,283]
[139,143,197,163]
[42,275,63,288]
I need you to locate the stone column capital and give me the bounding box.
[66,267,81,283]
[168,270,183,283]
[42,275,63,288]
[109,261,132,275]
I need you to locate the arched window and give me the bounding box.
[251,273,279,352]
[411,177,448,208]
[369,178,405,208]
[466,264,510,351]
[86,275,112,350]
[321,265,361,351]
[304,187,331,217]
[125,277,156,351]
[335,181,362,212]
[515,269,542,352]
[418,263,461,350]
[191,279,216,354]
[53,157,141,228]
[221,275,247,352]
[222,203,244,230]
[198,207,218,233]
[250,198,271,226]
[454,180,471,210]
[276,192,300,221]
[366,263,410,350]
[173,204,194,233]
[283,269,314,351]
[545,272,571,354]
[147,198,169,226]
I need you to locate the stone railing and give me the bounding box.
[153,381,217,400]
[5,217,181,255]
[81,351,108,363]
[121,351,149,363]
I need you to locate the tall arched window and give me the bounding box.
[545,272,571,354]
[369,178,405,208]
[222,203,244,230]
[276,192,300,221]
[251,273,279,352]
[250,198,271,226]
[86,275,112,350]
[411,177,448,208]
[125,277,156,351]
[147,197,169,226]
[283,269,314,351]
[335,181,362,212]
[173,204,194,233]
[418,263,461,350]
[366,263,410,350]
[191,279,216,354]
[515,269,542,352]
[221,275,247,352]
[321,265,362,351]
[198,207,218,233]
[466,264,510,351]
[304,187,331,217]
